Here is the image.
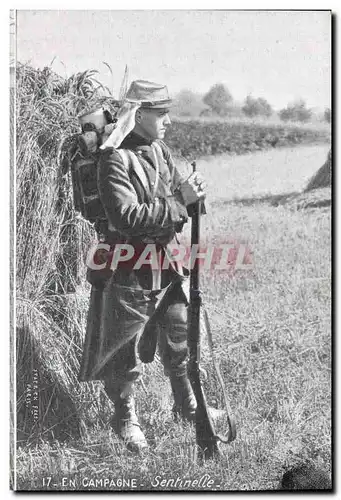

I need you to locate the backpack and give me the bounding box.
[69,141,107,225]
[61,110,113,228]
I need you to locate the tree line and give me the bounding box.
[173,83,331,123]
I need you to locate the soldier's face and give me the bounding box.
[138,108,171,140]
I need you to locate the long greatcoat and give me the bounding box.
[78,132,191,381]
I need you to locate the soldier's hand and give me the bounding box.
[178,172,207,206]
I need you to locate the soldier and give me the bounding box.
[78,80,206,453]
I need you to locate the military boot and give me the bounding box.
[170,373,197,422]
[105,382,148,454]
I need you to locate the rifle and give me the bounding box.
[187,161,236,460]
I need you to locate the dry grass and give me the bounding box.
[15,63,115,445]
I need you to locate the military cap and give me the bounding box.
[125,80,172,109]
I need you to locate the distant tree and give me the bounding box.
[278,107,291,122]
[203,83,233,116]
[173,89,207,117]
[279,99,312,123]
[242,95,273,118]
[324,107,331,124]
[295,100,312,122]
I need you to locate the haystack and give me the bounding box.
[16,292,112,444]
[15,63,114,444]
[305,149,331,192]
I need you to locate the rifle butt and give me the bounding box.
[188,362,221,460]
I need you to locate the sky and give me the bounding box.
[15,10,331,110]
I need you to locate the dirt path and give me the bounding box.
[198,144,330,203]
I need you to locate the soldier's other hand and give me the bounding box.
[179,172,206,206]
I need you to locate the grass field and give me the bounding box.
[199,144,330,201]
[14,144,331,491]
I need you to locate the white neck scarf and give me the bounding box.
[100,100,141,150]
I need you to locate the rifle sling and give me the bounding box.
[202,307,237,443]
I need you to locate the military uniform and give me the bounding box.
[78,131,191,384]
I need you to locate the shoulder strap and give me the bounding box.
[116,149,150,196]
[156,140,170,161]
[154,140,185,194]
[155,140,178,180]
[152,141,164,160]
[150,143,162,198]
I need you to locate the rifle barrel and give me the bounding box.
[190,161,201,291]
[188,161,220,459]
